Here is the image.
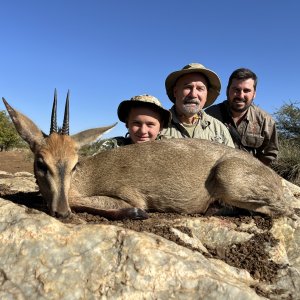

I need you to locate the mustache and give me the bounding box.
[233,97,246,102]
[183,98,200,105]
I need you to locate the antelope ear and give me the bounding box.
[2,97,45,151]
[71,122,117,147]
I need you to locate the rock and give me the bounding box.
[0,171,300,299]
[0,171,38,194]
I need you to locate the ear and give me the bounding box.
[2,97,45,151]
[173,86,177,99]
[253,90,256,99]
[72,122,117,148]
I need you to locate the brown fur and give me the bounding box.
[71,139,290,217]
[3,97,292,219]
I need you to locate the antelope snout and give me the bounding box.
[49,197,71,219]
[50,203,71,218]
[51,209,72,218]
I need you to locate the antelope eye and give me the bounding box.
[36,159,48,173]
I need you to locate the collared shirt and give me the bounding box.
[160,106,235,148]
[205,100,279,165]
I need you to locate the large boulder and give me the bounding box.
[0,171,300,299]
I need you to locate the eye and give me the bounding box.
[146,123,156,128]
[197,86,206,92]
[36,159,48,174]
[183,86,192,91]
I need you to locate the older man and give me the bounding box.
[205,68,278,165]
[161,63,234,147]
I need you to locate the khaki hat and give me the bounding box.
[117,94,171,128]
[165,63,221,108]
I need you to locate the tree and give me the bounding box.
[0,110,25,151]
[274,101,300,141]
[272,101,300,186]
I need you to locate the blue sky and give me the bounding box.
[1,0,299,138]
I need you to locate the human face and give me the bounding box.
[173,73,208,118]
[227,78,256,113]
[127,106,162,144]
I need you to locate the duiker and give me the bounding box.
[2,93,292,219]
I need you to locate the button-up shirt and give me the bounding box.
[161,106,235,148]
[205,100,279,165]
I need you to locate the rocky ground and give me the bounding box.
[0,150,293,297]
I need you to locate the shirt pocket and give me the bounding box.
[242,134,264,148]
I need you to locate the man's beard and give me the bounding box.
[229,98,252,113]
[182,98,201,115]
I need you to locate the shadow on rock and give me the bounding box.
[2,191,48,213]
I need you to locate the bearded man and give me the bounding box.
[161,63,234,147]
[206,68,279,165]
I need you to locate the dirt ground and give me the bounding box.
[0,150,291,297]
[0,150,34,174]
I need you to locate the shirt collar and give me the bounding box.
[170,106,209,129]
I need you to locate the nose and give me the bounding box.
[51,209,71,218]
[236,90,244,98]
[139,124,148,134]
[49,196,71,219]
[189,87,198,98]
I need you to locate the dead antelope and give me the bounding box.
[2,93,293,219]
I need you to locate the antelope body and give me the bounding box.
[2,94,292,219]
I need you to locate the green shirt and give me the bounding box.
[160,106,235,148]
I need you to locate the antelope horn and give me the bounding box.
[61,90,70,135]
[50,89,58,134]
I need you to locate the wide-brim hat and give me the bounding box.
[165,63,221,108]
[117,94,171,128]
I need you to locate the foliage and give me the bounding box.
[272,101,300,186]
[274,101,300,141]
[0,110,26,151]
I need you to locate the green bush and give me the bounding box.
[274,101,300,141]
[0,110,26,151]
[272,101,300,186]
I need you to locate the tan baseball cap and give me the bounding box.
[165,63,221,108]
[117,94,171,128]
